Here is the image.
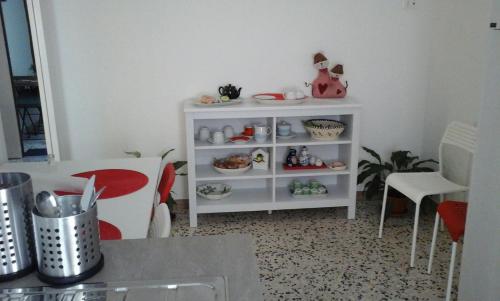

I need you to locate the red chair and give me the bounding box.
[155,162,176,207]
[427,200,468,301]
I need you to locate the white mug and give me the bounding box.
[254,124,271,143]
[212,131,225,144]
[223,125,235,139]
[198,127,210,142]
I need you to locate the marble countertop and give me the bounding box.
[0,234,263,301]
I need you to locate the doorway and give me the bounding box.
[0,0,47,161]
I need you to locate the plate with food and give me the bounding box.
[193,95,243,107]
[213,154,251,175]
[196,183,232,200]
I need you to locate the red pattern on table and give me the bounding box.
[98,220,122,240]
[72,169,149,199]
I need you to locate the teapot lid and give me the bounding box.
[278,120,291,126]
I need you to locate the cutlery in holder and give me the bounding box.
[0,172,35,281]
[32,195,104,285]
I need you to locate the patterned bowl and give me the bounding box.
[302,119,346,140]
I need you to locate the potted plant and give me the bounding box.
[357,147,437,216]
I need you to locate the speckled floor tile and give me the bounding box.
[171,200,460,300]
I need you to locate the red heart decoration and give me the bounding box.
[318,83,328,94]
[337,89,342,95]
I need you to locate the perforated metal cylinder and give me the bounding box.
[0,172,35,281]
[32,195,102,283]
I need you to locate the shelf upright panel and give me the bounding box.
[185,112,198,227]
[347,110,361,219]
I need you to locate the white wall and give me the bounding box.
[458,5,500,298]
[421,0,491,159]
[1,0,34,77]
[0,12,22,159]
[40,0,435,198]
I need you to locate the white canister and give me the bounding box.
[223,125,235,139]
[198,127,210,142]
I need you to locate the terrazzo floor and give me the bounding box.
[171,200,460,300]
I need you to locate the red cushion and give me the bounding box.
[158,163,176,203]
[437,200,468,242]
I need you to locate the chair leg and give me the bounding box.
[427,212,440,274]
[378,183,389,238]
[439,194,444,231]
[410,202,421,267]
[446,242,457,301]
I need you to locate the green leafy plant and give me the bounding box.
[357,147,438,200]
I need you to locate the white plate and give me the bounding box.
[193,98,243,107]
[230,138,250,144]
[276,132,297,140]
[196,183,232,200]
[207,137,229,144]
[255,98,306,105]
[213,165,251,175]
[327,163,347,171]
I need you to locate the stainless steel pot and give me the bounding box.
[0,172,35,281]
[32,194,103,285]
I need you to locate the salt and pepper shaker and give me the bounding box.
[287,148,298,167]
[299,146,310,166]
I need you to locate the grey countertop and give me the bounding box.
[0,234,263,301]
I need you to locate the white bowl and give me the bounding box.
[196,183,232,200]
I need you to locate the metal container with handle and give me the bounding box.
[0,172,35,281]
[32,195,104,285]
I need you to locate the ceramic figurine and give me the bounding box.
[299,146,310,166]
[315,158,323,167]
[252,148,269,170]
[309,156,316,166]
[287,148,298,167]
[305,52,348,98]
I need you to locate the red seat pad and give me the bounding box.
[438,200,468,242]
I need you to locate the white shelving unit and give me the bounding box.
[184,97,361,227]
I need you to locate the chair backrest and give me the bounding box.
[157,162,176,206]
[439,121,477,187]
[148,203,171,238]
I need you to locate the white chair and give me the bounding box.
[378,121,477,267]
[148,203,171,238]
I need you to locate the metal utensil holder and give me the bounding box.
[0,172,35,281]
[32,195,104,285]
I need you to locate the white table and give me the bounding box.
[0,157,161,239]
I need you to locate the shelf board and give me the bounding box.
[275,132,351,147]
[195,139,273,150]
[195,165,273,181]
[197,187,273,213]
[275,184,350,210]
[275,164,351,178]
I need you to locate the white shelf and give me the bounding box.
[185,98,361,227]
[275,132,351,147]
[195,165,273,181]
[194,139,273,150]
[275,184,350,210]
[197,187,273,213]
[275,164,350,178]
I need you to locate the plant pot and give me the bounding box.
[388,190,409,216]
